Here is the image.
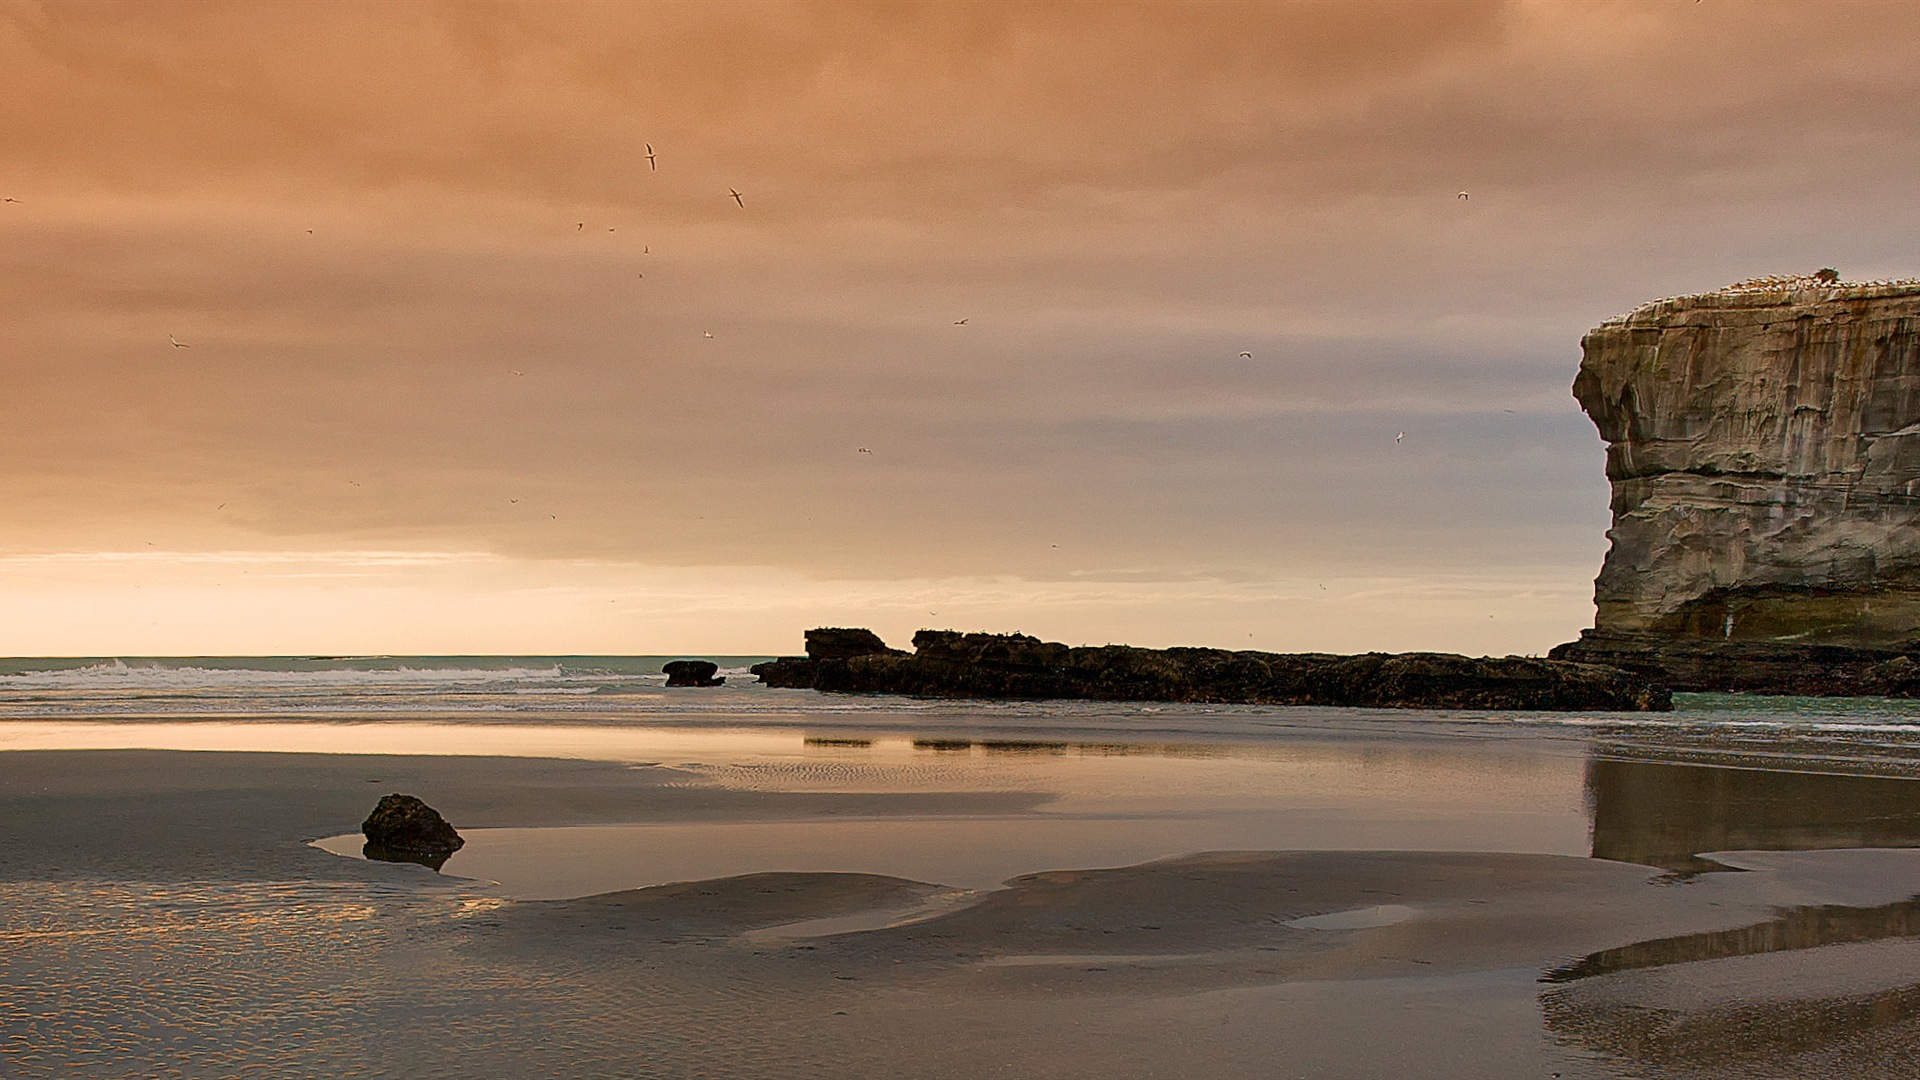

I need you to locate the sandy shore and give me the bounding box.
[5,747,1920,1078]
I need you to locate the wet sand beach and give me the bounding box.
[6,713,1920,1078]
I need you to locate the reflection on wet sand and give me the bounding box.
[1544,896,1920,982]
[1543,951,1920,1078]
[1587,757,1920,873]
[1550,756,1920,1077]
[904,737,1231,759]
[362,842,454,872]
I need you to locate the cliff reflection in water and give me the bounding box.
[1548,757,1920,1073]
[1544,976,1920,1076]
[1544,896,1920,983]
[1587,757,1920,873]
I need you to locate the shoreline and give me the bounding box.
[7,725,1920,1078]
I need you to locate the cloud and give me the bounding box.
[2,1,1917,650]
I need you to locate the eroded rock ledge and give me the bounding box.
[1556,274,1920,692]
[754,627,1670,711]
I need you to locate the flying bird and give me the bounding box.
[1395,431,1405,443]
[703,331,714,338]
[511,369,524,376]
[645,144,657,171]
[953,318,968,325]
[857,447,872,454]
[1239,351,1253,358]
[577,222,584,231]
[729,188,744,207]
[1457,191,1470,200]
[169,335,189,348]
[2,197,19,204]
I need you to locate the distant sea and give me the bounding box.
[0,656,787,720]
[6,656,1920,753]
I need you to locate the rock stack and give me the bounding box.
[1553,275,1920,692]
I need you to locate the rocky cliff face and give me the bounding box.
[1572,275,1920,650]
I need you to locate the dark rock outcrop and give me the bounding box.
[1557,275,1920,693]
[1550,630,1920,695]
[361,793,464,869]
[662,659,725,687]
[804,627,906,660]
[749,626,904,687]
[754,628,1669,711]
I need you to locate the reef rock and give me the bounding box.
[662,659,725,687]
[1554,274,1920,691]
[749,626,904,686]
[754,628,1668,711]
[361,793,464,869]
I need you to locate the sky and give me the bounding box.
[3,0,1919,657]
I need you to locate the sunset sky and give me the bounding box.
[3,0,1917,656]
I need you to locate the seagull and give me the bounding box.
[1239,351,1253,358]
[703,331,714,338]
[2,197,19,204]
[577,222,584,231]
[1457,191,1470,200]
[169,335,189,348]
[953,318,968,325]
[645,144,657,171]
[858,447,872,454]
[1395,431,1405,443]
[509,498,520,504]
[729,188,744,207]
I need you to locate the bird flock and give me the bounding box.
[1606,272,1920,326]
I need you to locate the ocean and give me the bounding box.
[6,653,1920,733]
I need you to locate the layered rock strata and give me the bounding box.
[753,628,1670,711]
[1555,275,1920,692]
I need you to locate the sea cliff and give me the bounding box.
[1554,274,1920,691]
